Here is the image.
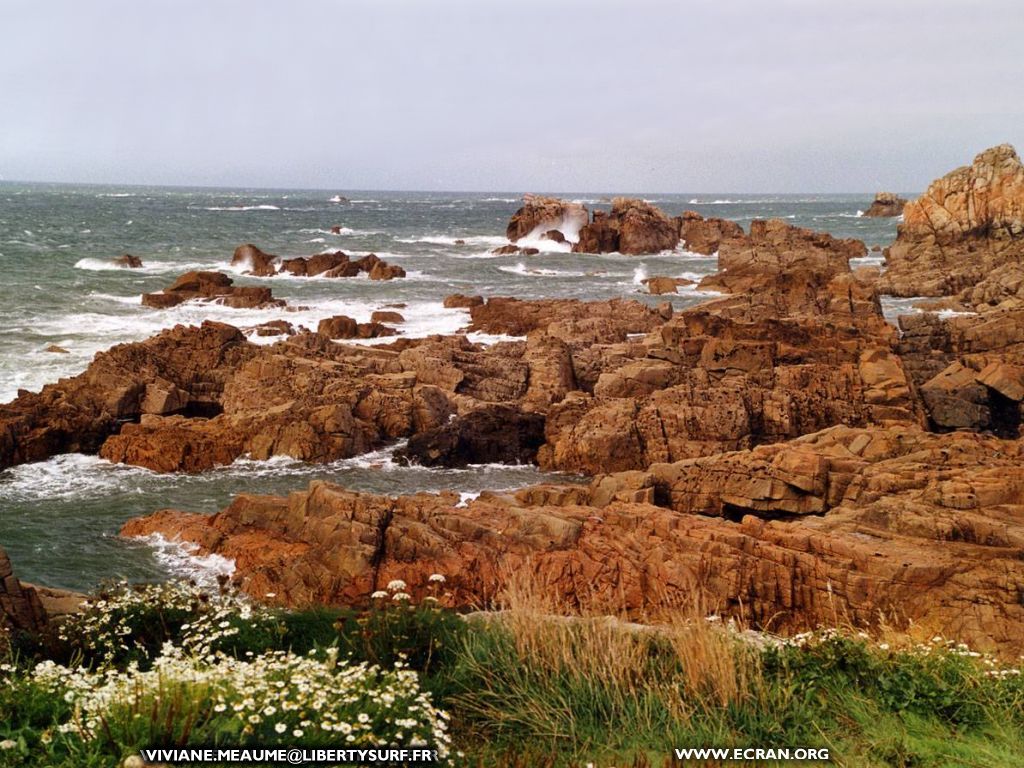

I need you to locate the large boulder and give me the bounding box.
[880,144,1024,297]
[231,244,277,276]
[678,211,745,255]
[506,195,589,243]
[574,198,680,255]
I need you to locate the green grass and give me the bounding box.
[2,580,1023,767]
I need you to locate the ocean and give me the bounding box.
[0,184,905,592]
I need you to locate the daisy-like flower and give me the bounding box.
[275,723,287,734]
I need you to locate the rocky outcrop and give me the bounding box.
[862,192,907,218]
[394,405,545,468]
[506,195,589,243]
[113,254,143,269]
[574,198,680,255]
[443,294,483,309]
[698,218,866,296]
[491,245,539,256]
[897,308,1024,435]
[231,244,277,277]
[880,145,1024,297]
[122,424,1024,655]
[678,211,745,255]
[317,315,397,340]
[142,271,283,310]
[1,547,46,644]
[467,297,668,340]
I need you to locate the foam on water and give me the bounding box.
[135,533,236,586]
[202,205,281,212]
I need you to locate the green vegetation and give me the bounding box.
[2,577,1022,767]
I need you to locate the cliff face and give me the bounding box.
[881,144,1024,296]
[0,547,46,644]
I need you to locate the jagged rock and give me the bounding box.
[317,316,397,340]
[862,192,907,218]
[394,405,545,467]
[698,218,866,295]
[506,195,589,242]
[142,271,282,310]
[443,294,484,309]
[542,229,566,244]
[121,425,1024,655]
[574,198,680,255]
[231,244,277,277]
[113,254,143,269]
[678,211,745,255]
[881,145,1024,297]
[0,547,46,644]
[252,320,295,337]
[467,297,666,340]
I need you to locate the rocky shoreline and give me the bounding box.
[4,144,1024,657]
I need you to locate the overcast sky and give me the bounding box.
[2,0,1022,192]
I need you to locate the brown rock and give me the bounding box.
[393,405,546,467]
[371,311,405,324]
[678,211,745,255]
[862,192,907,218]
[542,229,566,243]
[643,276,693,295]
[443,294,484,309]
[0,547,47,645]
[142,271,283,310]
[880,145,1024,297]
[573,198,680,255]
[44,344,69,354]
[113,254,143,268]
[231,244,277,277]
[506,195,589,242]
[368,261,406,280]
[317,315,359,339]
[121,425,1024,655]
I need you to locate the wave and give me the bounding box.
[498,262,584,278]
[96,192,135,198]
[134,533,236,586]
[201,205,280,212]
[396,234,507,247]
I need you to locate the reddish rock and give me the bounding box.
[506,195,589,242]
[643,276,693,295]
[113,254,143,269]
[371,311,405,324]
[542,229,566,243]
[231,244,277,277]
[142,271,282,310]
[368,261,406,280]
[881,145,1024,297]
[862,192,907,218]
[252,320,295,337]
[316,315,359,339]
[678,211,745,255]
[443,294,484,309]
[121,425,1024,655]
[573,198,680,255]
[0,547,46,646]
[467,297,667,340]
[393,405,546,467]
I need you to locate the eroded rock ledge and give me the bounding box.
[122,424,1024,655]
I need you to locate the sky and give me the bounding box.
[1,0,1022,193]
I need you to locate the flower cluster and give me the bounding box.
[57,580,276,665]
[32,644,451,759]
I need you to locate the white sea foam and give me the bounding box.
[498,262,584,278]
[0,453,152,502]
[202,205,281,212]
[456,491,481,508]
[396,234,507,247]
[632,265,648,285]
[96,192,135,198]
[136,533,236,586]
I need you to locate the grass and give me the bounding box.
[2,575,1023,767]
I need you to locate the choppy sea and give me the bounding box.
[0,184,907,591]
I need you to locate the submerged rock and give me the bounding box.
[113,254,143,269]
[141,271,283,309]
